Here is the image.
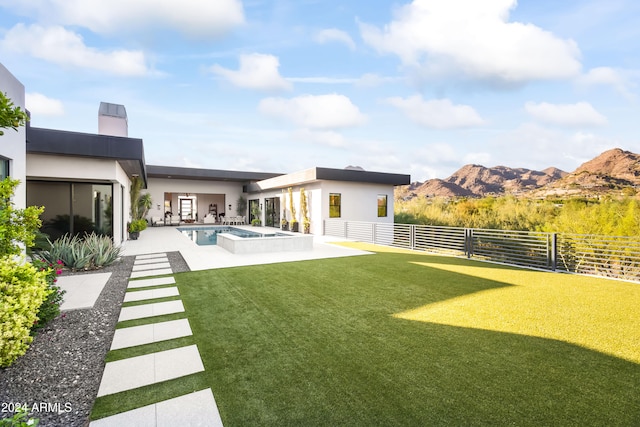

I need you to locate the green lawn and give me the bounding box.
[93,245,640,426]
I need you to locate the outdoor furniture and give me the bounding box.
[151,216,163,226]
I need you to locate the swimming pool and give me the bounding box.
[178,226,285,246]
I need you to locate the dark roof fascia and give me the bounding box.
[245,167,411,193]
[147,165,283,183]
[26,126,147,187]
[315,167,411,185]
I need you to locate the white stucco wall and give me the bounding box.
[320,181,395,225]
[0,63,26,209]
[249,181,395,234]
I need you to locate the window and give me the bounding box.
[26,181,113,241]
[0,157,9,180]
[377,195,388,217]
[329,193,341,218]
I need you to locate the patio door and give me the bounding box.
[180,198,193,220]
[264,197,280,227]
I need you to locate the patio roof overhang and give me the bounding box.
[26,125,148,187]
[147,165,282,183]
[244,167,411,193]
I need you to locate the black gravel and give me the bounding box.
[0,251,189,427]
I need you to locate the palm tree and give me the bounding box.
[137,193,153,220]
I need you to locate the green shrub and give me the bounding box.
[0,406,40,426]
[30,258,65,333]
[0,178,44,257]
[128,219,147,233]
[0,256,50,367]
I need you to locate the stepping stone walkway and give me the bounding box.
[91,253,224,426]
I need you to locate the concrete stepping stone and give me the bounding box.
[124,287,179,303]
[118,300,184,322]
[136,253,169,260]
[134,257,169,265]
[110,319,192,350]
[97,345,205,397]
[128,277,176,289]
[132,262,172,272]
[89,388,223,426]
[130,268,174,279]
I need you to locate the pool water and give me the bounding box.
[178,226,283,246]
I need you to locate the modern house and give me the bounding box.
[2,64,410,245]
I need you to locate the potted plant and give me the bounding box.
[250,203,262,227]
[128,219,147,240]
[281,217,288,231]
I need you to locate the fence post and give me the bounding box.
[551,233,557,271]
[411,224,416,250]
[372,223,376,245]
[464,228,469,257]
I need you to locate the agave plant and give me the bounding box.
[38,232,121,271]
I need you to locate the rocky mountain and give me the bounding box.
[531,148,640,198]
[397,148,640,200]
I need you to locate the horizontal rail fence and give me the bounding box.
[323,220,640,282]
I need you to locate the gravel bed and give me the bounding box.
[0,251,189,426]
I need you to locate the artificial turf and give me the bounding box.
[93,245,640,425]
[180,245,640,426]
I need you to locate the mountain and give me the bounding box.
[397,148,640,200]
[399,164,567,199]
[532,148,640,198]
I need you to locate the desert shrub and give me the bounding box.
[38,232,121,271]
[0,256,50,367]
[30,258,65,333]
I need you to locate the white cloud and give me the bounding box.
[258,94,367,129]
[3,0,244,38]
[525,101,608,127]
[359,0,582,86]
[314,28,356,50]
[25,93,64,116]
[355,73,399,87]
[291,129,348,147]
[1,24,151,76]
[576,67,635,99]
[387,95,485,129]
[211,53,292,92]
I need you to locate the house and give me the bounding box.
[2,64,410,244]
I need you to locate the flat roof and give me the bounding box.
[147,165,282,182]
[26,126,147,187]
[245,167,411,192]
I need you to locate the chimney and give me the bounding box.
[98,102,128,137]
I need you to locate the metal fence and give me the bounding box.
[323,219,640,282]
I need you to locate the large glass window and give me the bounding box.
[0,157,9,180]
[329,193,341,218]
[27,181,113,241]
[377,195,388,217]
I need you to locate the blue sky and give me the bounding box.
[1,0,639,182]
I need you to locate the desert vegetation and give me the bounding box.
[395,195,640,236]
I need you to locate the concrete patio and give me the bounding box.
[120,225,372,271]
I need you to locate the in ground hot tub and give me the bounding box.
[216,230,313,254]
